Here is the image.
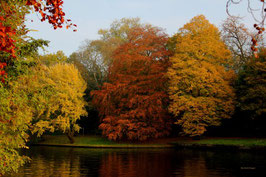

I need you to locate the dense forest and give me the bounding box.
[0,0,265,176]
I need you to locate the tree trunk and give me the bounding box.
[66,131,75,144]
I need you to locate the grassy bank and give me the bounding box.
[34,135,266,149]
[33,135,174,148]
[179,138,266,146]
[172,138,266,150]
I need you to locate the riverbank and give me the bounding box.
[32,135,175,148]
[171,138,266,151]
[32,135,266,150]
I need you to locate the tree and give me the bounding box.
[0,0,74,174]
[69,18,145,90]
[38,50,67,66]
[0,0,75,83]
[92,26,172,141]
[236,48,266,127]
[94,17,143,66]
[226,0,265,56]
[0,84,32,176]
[68,42,107,91]
[168,15,235,137]
[13,63,87,144]
[221,16,254,71]
[68,18,148,133]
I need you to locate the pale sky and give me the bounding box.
[25,0,258,56]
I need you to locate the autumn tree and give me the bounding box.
[0,0,74,175]
[0,84,32,176]
[168,15,235,137]
[0,0,75,82]
[93,17,143,66]
[13,63,87,144]
[69,18,145,91]
[0,37,49,177]
[92,26,172,141]
[68,18,147,133]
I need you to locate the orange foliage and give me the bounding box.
[168,15,235,136]
[92,27,172,141]
[0,0,74,83]
[26,0,76,30]
[0,16,16,59]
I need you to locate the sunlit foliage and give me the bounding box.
[0,84,32,175]
[0,0,73,83]
[13,63,87,143]
[38,50,67,66]
[168,15,235,137]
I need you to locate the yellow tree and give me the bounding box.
[0,84,32,175]
[168,15,235,137]
[14,63,87,143]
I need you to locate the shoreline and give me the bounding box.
[171,142,266,151]
[30,135,266,150]
[31,143,173,149]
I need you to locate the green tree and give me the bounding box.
[236,48,266,121]
[38,51,67,66]
[168,15,235,137]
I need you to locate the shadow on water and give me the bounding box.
[6,146,266,177]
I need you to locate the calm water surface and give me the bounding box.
[6,146,266,177]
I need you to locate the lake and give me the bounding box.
[6,146,266,177]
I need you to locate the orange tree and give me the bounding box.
[92,26,172,141]
[167,15,235,137]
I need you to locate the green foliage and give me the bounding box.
[95,17,142,65]
[69,18,144,92]
[68,44,107,91]
[236,49,266,119]
[38,50,67,66]
[17,38,49,58]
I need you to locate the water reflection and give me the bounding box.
[6,146,266,177]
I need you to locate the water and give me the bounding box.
[6,146,266,177]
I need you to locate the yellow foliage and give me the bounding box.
[168,15,235,136]
[0,85,31,175]
[13,63,87,137]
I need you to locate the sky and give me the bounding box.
[25,0,259,56]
